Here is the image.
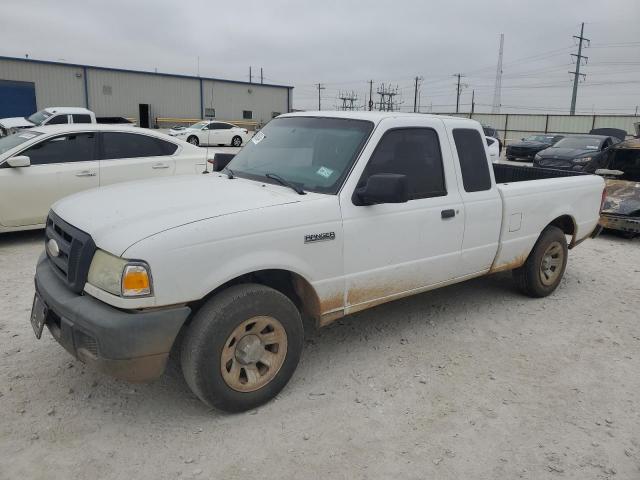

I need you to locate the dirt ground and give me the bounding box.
[1,230,639,480]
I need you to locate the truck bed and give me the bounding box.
[493,163,587,184]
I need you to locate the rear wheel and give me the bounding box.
[513,226,568,297]
[181,284,303,412]
[231,136,242,147]
[187,135,199,146]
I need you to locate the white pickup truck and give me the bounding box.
[31,112,605,412]
[0,107,134,137]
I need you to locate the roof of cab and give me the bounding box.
[281,110,476,125]
[43,107,93,115]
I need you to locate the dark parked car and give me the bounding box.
[584,138,640,237]
[482,125,502,153]
[533,135,619,171]
[506,134,564,161]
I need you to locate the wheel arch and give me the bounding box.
[548,214,577,247]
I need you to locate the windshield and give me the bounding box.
[26,110,52,125]
[553,137,602,150]
[610,149,640,182]
[227,117,373,194]
[525,135,556,142]
[0,130,42,155]
[188,121,208,130]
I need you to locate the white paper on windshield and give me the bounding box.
[251,131,265,144]
[316,166,334,178]
[18,133,36,139]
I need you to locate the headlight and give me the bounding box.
[534,154,542,160]
[87,249,152,297]
[573,156,592,164]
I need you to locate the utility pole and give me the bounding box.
[470,89,475,117]
[316,83,325,110]
[260,67,263,84]
[413,76,423,113]
[491,34,504,114]
[368,80,374,111]
[453,73,465,113]
[249,66,252,84]
[569,22,590,115]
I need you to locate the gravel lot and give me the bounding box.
[1,230,639,480]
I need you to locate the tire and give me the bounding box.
[512,226,568,298]
[181,284,303,412]
[187,135,199,146]
[231,136,242,147]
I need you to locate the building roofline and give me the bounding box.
[0,55,294,90]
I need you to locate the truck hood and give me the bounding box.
[0,117,35,129]
[51,174,301,255]
[602,179,640,217]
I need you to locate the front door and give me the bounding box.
[340,118,465,312]
[0,132,99,227]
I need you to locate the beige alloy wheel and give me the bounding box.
[539,240,564,286]
[220,316,288,393]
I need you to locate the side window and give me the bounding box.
[72,114,92,124]
[220,123,234,130]
[360,128,446,200]
[46,115,69,125]
[486,137,495,146]
[101,132,174,159]
[452,128,492,192]
[22,133,97,165]
[242,110,253,120]
[208,123,220,130]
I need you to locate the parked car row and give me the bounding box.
[0,124,207,232]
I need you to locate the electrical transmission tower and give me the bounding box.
[491,33,504,114]
[376,83,402,111]
[569,22,590,115]
[337,91,359,110]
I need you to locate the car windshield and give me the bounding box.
[553,137,602,150]
[227,116,373,194]
[26,110,52,125]
[0,130,42,155]
[610,149,640,182]
[189,122,208,130]
[525,135,556,142]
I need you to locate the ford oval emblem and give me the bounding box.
[47,239,60,257]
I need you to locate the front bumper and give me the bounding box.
[34,253,191,382]
[599,214,640,234]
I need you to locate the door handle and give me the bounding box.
[441,209,456,219]
[152,163,170,169]
[75,171,96,177]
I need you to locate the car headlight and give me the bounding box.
[87,249,152,297]
[573,156,592,164]
[534,154,542,160]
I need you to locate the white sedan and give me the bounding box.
[486,136,500,162]
[0,124,208,233]
[168,121,251,147]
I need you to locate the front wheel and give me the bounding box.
[181,284,303,412]
[231,136,242,147]
[187,135,199,146]
[512,226,568,297]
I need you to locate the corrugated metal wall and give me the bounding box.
[438,112,639,144]
[0,57,290,126]
[87,69,200,119]
[201,80,289,125]
[0,58,86,108]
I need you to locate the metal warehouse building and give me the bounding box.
[0,56,292,128]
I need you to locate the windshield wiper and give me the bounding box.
[265,173,306,195]
[223,167,235,179]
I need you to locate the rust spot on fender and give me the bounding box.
[319,291,344,313]
[489,253,528,273]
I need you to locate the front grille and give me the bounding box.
[45,211,96,293]
[538,159,572,169]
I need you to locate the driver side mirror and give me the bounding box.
[7,155,30,168]
[353,173,409,206]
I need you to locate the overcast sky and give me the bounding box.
[1,0,639,114]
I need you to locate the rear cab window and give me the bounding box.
[452,128,492,192]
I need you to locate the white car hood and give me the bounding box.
[52,175,301,255]
[0,117,35,129]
